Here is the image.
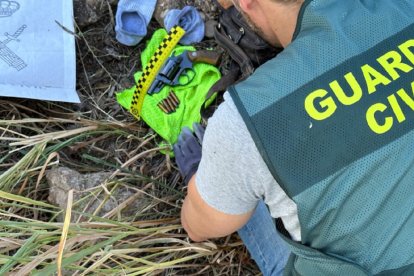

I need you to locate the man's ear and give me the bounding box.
[238,0,255,12]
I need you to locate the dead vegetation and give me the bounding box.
[0,1,260,275]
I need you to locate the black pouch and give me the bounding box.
[216,6,282,78]
[205,5,282,100]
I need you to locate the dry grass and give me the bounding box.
[0,3,260,276]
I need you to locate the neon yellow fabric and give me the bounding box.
[117,29,221,144]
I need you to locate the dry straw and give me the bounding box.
[0,6,257,273]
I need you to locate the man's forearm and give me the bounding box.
[180,174,253,242]
[181,174,210,241]
[181,192,207,241]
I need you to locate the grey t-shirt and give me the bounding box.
[196,93,301,241]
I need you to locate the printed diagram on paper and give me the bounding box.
[0,24,27,71]
[0,0,79,103]
[0,1,25,71]
[0,0,19,17]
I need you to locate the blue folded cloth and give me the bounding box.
[115,0,157,46]
[164,6,205,45]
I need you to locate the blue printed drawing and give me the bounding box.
[0,25,27,71]
[0,0,20,17]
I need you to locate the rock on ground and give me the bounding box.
[74,0,117,27]
[47,167,148,222]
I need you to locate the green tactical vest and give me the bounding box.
[230,0,414,275]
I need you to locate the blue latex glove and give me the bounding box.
[173,123,205,185]
[115,0,157,46]
[164,6,205,45]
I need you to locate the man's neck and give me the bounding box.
[260,1,304,47]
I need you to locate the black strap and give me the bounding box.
[201,6,282,120]
[214,16,255,78]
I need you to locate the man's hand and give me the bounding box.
[173,123,205,185]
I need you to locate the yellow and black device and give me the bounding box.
[130,26,186,119]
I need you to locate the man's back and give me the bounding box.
[178,0,414,275]
[229,0,414,274]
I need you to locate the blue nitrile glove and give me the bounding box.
[173,123,205,185]
[115,0,157,46]
[164,6,205,45]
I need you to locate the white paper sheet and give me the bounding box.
[0,0,79,103]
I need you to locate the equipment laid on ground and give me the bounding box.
[148,50,221,95]
[157,90,180,114]
[117,28,221,144]
[130,25,186,119]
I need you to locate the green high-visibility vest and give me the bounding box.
[230,0,414,275]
